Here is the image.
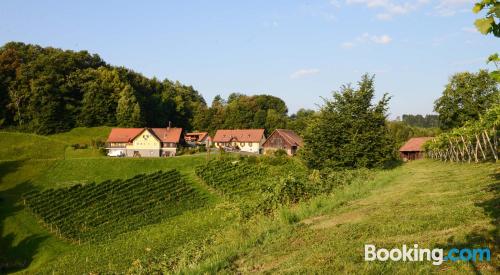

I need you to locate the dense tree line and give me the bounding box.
[191,93,291,135]
[401,114,439,128]
[0,42,306,135]
[0,42,205,134]
[387,121,441,147]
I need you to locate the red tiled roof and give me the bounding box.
[107,127,183,143]
[213,129,265,143]
[263,129,303,147]
[399,137,433,152]
[150,128,183,143]
[185,132,209,141]
[106,128,143,143]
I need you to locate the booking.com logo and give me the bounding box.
[365,244,491,266]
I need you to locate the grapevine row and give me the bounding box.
[23,169,207,243]
[424,106,499,162]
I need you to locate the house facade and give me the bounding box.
[213,129,266,154]
[106,127,184,157]
[262,129,303,156]
[399,137,433,161]
[185,132,211,147]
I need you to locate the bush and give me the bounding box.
[273,149,288,157]
[71,143,88,149]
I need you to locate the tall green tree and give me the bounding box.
[116,85,144,127]
[301,74,395,169]
[288,109,316,136]
[76,68,125,127]
[434,70,499,130]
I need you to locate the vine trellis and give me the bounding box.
[424,106,499,163]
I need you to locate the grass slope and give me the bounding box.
[188,160,498,274]
[0,127,111,161]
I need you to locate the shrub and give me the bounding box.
[273,149,288,157]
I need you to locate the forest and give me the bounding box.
[0,42,289,135]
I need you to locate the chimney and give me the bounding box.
[167,121,172,130]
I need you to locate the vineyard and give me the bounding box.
[425,106,499,162]
[23,169,208,243]
[195,159,269,199]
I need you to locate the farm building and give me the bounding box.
[106,127,184,157]
[185,132,211,147]
[262,129,303,156]
[399,137,433,161]
[213,129,266,154]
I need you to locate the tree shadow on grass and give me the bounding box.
[436,169,499,274]
[0,161,48,274]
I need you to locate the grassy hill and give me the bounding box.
[0,127,111,161]
[0,128,498,274]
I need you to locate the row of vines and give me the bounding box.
[195,158,373,216]
[424,106,499,162]
[23,169,208,243]
[195,159,269,199]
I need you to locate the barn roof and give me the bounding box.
[213,129,265,143]
[185,132,209,140]
[399,137,433,152]
[107,127,183,143]
[263,129,303,147]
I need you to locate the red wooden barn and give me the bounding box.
[262,129,303,156]
[399,137,433,161]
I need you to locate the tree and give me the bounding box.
[434,70,499,130]
[287,109,316,136]
[116,85,144,127]
[265,109,287,133]
[301,74,395,169]
[401,114,439,128]
[387,121,441,147]
[76,68,124,127]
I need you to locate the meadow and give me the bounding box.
[0,128,498,274]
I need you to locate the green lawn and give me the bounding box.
[180,160,498,274]
[0,129,498,274]
[0,127,112,161]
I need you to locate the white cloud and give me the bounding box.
[342,33,393,48]
[290,68,320,79]
[372,34,392,44]
[461,26,478,33]
[434,0,474,16]
[346,0,429,20]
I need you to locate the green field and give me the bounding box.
[0,128,498,274]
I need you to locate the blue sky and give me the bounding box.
[0,0,496,118]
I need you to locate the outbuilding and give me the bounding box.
[262,129,303,156]
[399,137,433,161]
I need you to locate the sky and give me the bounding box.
[0,0,497,118]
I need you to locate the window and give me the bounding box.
[240,142,245,147]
